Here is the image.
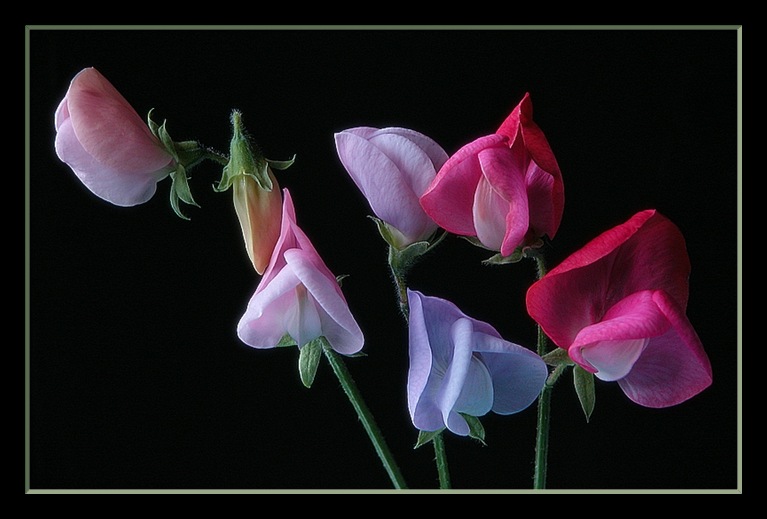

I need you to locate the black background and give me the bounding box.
[27,27,740,491]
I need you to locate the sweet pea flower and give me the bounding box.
[526,210,712,408]
[237,189,364,355]
[54,67,176,206]
[420,93,564,256]
[407,289,547,436]
[334,127,449,248]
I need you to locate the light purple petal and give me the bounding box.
[473,333,548,415]
[407,290,445,432]
[371,127,449,192]
[334,131,434,244]
[436,318,492,435]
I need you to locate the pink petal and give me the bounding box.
[526,210,691,348]
[569,290,672,374]
[618,291,712,408]
[420,134,508,236]
[478,144,529,256]
[237,266,303,349]
[55,117,166,206]
[66,68,173,175]
[285,248,364,355]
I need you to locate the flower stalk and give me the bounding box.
[321,339,408,489]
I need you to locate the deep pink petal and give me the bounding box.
[569,290,671,377]
[497,93,564,236]
[618,291,712,408]
[526,210,691,348]
[526,162,558,239]
[478,145,529,256]
[420,134,508,236]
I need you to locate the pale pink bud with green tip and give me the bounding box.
[54,67,175,206]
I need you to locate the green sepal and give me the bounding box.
[267,155,296,171]
[414,429,444,449]
[573,365,596,423]
[336,274,350,287]
[542,347,575,367]
[459,413,487,445]
[168,164,200,220]
[276,333,298,348]
[147,110,200,219]
[215,111,295,194]
[482,249,524,265]
[298,337,323,388]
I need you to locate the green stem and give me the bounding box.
[321,340,408,489]
[528,248,555,489]
[432,432,451,489]
[388,247,410,321]
[533,363,566,489]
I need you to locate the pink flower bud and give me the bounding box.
[54,67,175,206]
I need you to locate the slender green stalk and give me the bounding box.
[432,432,452,489]
[533,363,565,489]
[321,340,408,489]
[529,249,555,489]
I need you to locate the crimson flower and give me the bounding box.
[420,93,564,256]
[526,210,712,408]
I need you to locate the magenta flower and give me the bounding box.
[407,289,547,436]
[237,189,364,355]
[526,210,712,408]
[54,67,176,206]
[420,93,564,256]
[334,127,449,248]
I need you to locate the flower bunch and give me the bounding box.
[54,68,713,490]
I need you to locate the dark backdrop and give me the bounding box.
[27,27,740,491]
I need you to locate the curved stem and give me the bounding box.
[432,432,452,489]
[321,340,408,489]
